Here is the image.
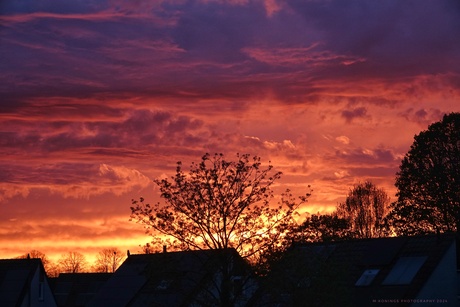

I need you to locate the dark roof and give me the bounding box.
[50,272,112,307]
[253,234,457,306]
[331,234,455,305]
[0,258,43,306]
[88,248,249,307]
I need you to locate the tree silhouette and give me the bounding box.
[290,213,352,243]
[17,250,49,265]
[388,112,460,235]
[336,181,390,238]
[17,250,53,275]
[93,248,124,273]
[130,153,310,306]
[58,251,87,273]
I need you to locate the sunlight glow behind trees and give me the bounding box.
[130,153,312,265]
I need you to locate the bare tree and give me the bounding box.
[58,251,87,273]
[337,181,390,238]
[93,248,124,273]
[46,262,61,278]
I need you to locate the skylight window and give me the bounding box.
[355,269,380,286]
[382,256,427,285]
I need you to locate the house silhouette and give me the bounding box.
[0,258,57,307]
[87,248,254,306]
[1,234,459,306]
[49,272,111,306]
[251,233,459,306]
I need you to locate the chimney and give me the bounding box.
[163,245,167,253]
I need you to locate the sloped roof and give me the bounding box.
[253,234,457,306]
[88,248,249,307]
[50,272,112,307]
[0,258,43,306]
[332,234,455,305]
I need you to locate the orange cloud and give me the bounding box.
[242,43,366,67]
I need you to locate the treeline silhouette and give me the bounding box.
[15,248,125,277]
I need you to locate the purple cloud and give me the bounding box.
[341,107,368,123]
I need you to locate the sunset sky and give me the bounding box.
[1,0,460,264]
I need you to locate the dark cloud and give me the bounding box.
[341,107,368,123]
[0,163,97,185]
[398,108,445,127]
[289,1,460,71]
[1,0,459,105]
[0,108,205,153]
[0,0,99,15]
[332,146,399,166]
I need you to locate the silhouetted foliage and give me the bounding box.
[253,182,389,275]
[131,153,310,263]
[130,153,311,306]
[388,112,460,235]
[337,181,390,238]
[262,213,351,276]
[139,242,153,254]
[292,213,352,243]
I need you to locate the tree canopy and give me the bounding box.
[284,181,389,245]
[130,153,311,265]
[287,213,352,244]
[388,112,460,235]
[130,153,311,306]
